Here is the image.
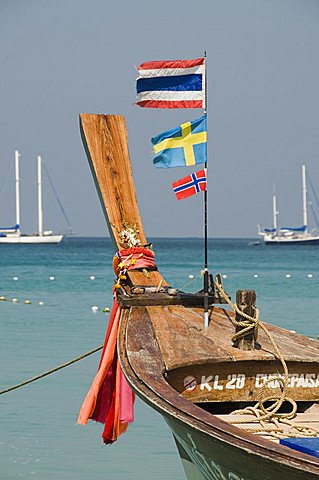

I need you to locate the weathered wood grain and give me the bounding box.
[143,304,319,370]
[234,289,258,350]
[80,114,145,247]
[80,113,165,286]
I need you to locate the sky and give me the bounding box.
[1,0,319,238]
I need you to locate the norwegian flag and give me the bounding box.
[172,169,207,200]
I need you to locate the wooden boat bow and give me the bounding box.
[80,113,319,480]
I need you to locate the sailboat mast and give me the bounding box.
[272,184,277,233]
[38,155,43,236]
[15,150,21,234]
[302,164,308,233]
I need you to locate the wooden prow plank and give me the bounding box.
[80,113,165,286]
[79,114,147,248]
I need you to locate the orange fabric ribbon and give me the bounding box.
[77,300,134,444]
[78,248,156,444]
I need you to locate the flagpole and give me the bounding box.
[203,51,209,329]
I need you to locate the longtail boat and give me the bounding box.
[79,113,319,480]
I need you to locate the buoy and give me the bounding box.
[90,275,96,280]
[308,274,313,278]
[13,276,19,281]
[253,274,259,278]
[91,305,99,312]
[102,307,110,313]
[12,298,18,303]
[188,274,194,279]
[49,276,55,281]
[0,296,6,301]
[222,274,228,279]
[38,301,44,306]
[24,300,31,304]
[285,274,291,278]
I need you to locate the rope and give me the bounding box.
[178,272,201,291]
[42,162,73,234]
[0,345,103,395]
[215,281,319,439]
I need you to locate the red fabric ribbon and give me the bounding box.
[78,248,156,444]
[116,247,156,271]
[77,299,135,444]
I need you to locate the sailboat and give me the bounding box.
[78,114,319,480]
[0,150,64,244]
[258,165,319,245]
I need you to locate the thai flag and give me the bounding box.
[136,58,205,109]
[172,169,207,200]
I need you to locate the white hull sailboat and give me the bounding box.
[0,151,64,244]
[258,165,319,245]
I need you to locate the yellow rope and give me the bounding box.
[0,345,103,395]
[215,281,319,439]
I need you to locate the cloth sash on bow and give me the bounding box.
[77,247,156,444]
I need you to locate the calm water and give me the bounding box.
[1,237,318,479]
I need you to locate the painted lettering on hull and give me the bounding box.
[198,374,246,392]
[183,373,319,393]
[255,373,319,389]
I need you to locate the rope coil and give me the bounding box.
[215,281,319,439]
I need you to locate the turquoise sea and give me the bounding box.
[1,237,318,480]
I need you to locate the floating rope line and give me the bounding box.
[0,296,44,305]
[0,345,103,395]
[215,281,319,439]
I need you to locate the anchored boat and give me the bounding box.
[0,151,66,244]
[258,165,319,245]
[79,114,319,480]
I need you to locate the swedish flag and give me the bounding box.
[152,115,207,168]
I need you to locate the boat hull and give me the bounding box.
[123,365,319,480]
[166,414,319,480]
[118,310,319,480]
[0,234,63,244]
[264,236,319,245]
